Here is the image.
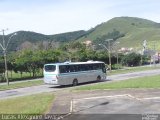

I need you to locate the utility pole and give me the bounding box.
[112,41,120,69]
[106,39,115,72]
[153,41,156,67]
[1,29,9,85]
[0,29,17,86]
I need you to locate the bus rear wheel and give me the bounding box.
[72,79,78,86]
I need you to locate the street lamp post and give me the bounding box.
[105,39,113,72]
[153,41,156,67]
[112,42,120,69]
[99,44,111,72]
[0,29,17,86]
[99,39,113,72]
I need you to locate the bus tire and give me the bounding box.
[97,76,101,81]
[72,79,78,86]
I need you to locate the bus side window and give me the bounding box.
[70,65,76,72]
[88,64,93,70]
[77,65,81,71]
[93,64,98,70]
[98,64,102,69]
[93,64,96,70]
[66,65,70,73]
[59,66,65,73]
[79,65,84,71]
[74,65,78,72]
[84,64,89,71]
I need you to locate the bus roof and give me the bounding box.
[44,61,104,66]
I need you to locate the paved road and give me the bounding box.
[0,84,56,99]
[0,69,160,99]
[108,69,160,81]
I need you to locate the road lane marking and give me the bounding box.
[73,94,132,101]
[70,99,73,113]
[142,97,160,100]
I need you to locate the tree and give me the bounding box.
[121,52,141,66]
[11,51,27,78]
[14,50,39,77]
[0,56,5,82]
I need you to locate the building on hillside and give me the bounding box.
[82,40,92,46]
[118,47,133,54]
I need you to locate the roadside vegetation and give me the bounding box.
[0,92,54,114]
[0,80,43,91]
[75,75,160,90]
[108,65,160,76]
[0,41,152,83]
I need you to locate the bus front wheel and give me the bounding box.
[97,76,101,81]
[72,79,78,86]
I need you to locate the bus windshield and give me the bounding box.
[44,65,56,72]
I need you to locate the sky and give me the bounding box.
[0,0,160,35]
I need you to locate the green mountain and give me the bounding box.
[0,30,86,52]
[78,17,160,50]
[1,17,160,52]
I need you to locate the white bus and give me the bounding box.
[43,61,106,86]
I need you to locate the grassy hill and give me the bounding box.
[78,17,160,50]
[0,30,86,52]
[1,17,160,52]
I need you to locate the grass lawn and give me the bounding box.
[0,80,43,91]
[108,66,160,76]
[9,71,33,79]
[0,92,54,114]
[75,75,160,90]
[0,70,43,82]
